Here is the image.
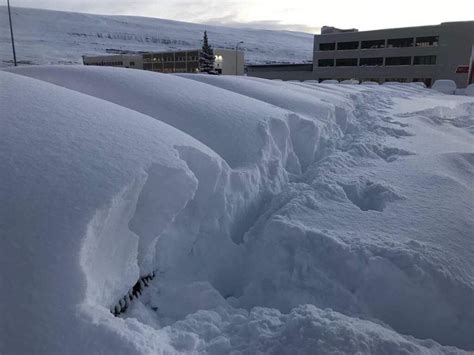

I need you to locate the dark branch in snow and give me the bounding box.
[111,271,157,316]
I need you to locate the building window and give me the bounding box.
[387,37,414,48]
[385,56,412,66]
[319,42,336,51]
[318,59,335,67]
[130,61,135,66]
[337,41,359,50]
[415,36,439,47]
[359,57,384,66]
[143,63,152,70]
[187,64,199,73]
[336,58,358,66]
[187,51,199,61]
[361,39,385,49]
[413,55,436,65]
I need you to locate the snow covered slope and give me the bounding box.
[1,66,474,354]
[0,6,313,67]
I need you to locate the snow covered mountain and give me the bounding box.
[1,65,473,354]
[0,6,314,67]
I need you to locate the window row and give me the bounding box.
[85,61,124,66]
[144,53,200,62]
[318,55,436,67]
[319,36,439,51]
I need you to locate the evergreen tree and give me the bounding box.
[199,31,215,73]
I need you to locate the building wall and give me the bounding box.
[313,21,474,87]
[247,64,314,80]
[142,50,200,73]
[215,49,245,75]
[142,49,244,75]
[83,55,143,69]
[436,22,474,87]
[83,49,244,75]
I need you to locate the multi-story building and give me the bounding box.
[247,21,474,87]
[313,21,474,87]
[142,48,244,75]
[82,48,244,75]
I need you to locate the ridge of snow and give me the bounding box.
[1,66,473,354]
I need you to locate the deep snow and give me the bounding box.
[1,66,473,354]
[0,6,313,67]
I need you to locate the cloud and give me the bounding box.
[203,15,320,33]
[12,0,320,32]
[16,0,474,34]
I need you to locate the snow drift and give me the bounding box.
[1,66,473,354]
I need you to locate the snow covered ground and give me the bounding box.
[1,66,473,354]
[0,6,313,67]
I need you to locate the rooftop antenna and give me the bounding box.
[7,0,17,66]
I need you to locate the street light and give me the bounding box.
[235,41,244,75]
[7,0,17,66]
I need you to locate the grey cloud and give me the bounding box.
[204,16,320,33]
[11,0,319,33]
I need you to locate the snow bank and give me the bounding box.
[340,79,360,84]
[465,84,474,96]
[432,79,457,94]
[162,302,461,354]
[361,81,379,85]
[0,70,210,353]
[1,66,474,354]
[7,66,298,170]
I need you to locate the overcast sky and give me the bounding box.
[9,0,474,33]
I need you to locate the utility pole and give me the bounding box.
[7,0,17,66]
[235,41,243,75]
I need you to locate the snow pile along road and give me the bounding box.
[1,66,473,354]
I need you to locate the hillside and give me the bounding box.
[0,6,314,67]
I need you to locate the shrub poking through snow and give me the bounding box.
[111,272,157,316]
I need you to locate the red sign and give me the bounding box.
[455,65,469,74]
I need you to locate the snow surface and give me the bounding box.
[465,84,474,97]
[1,66,474,354]
[0,6,313,67]
[432,80,457,95]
